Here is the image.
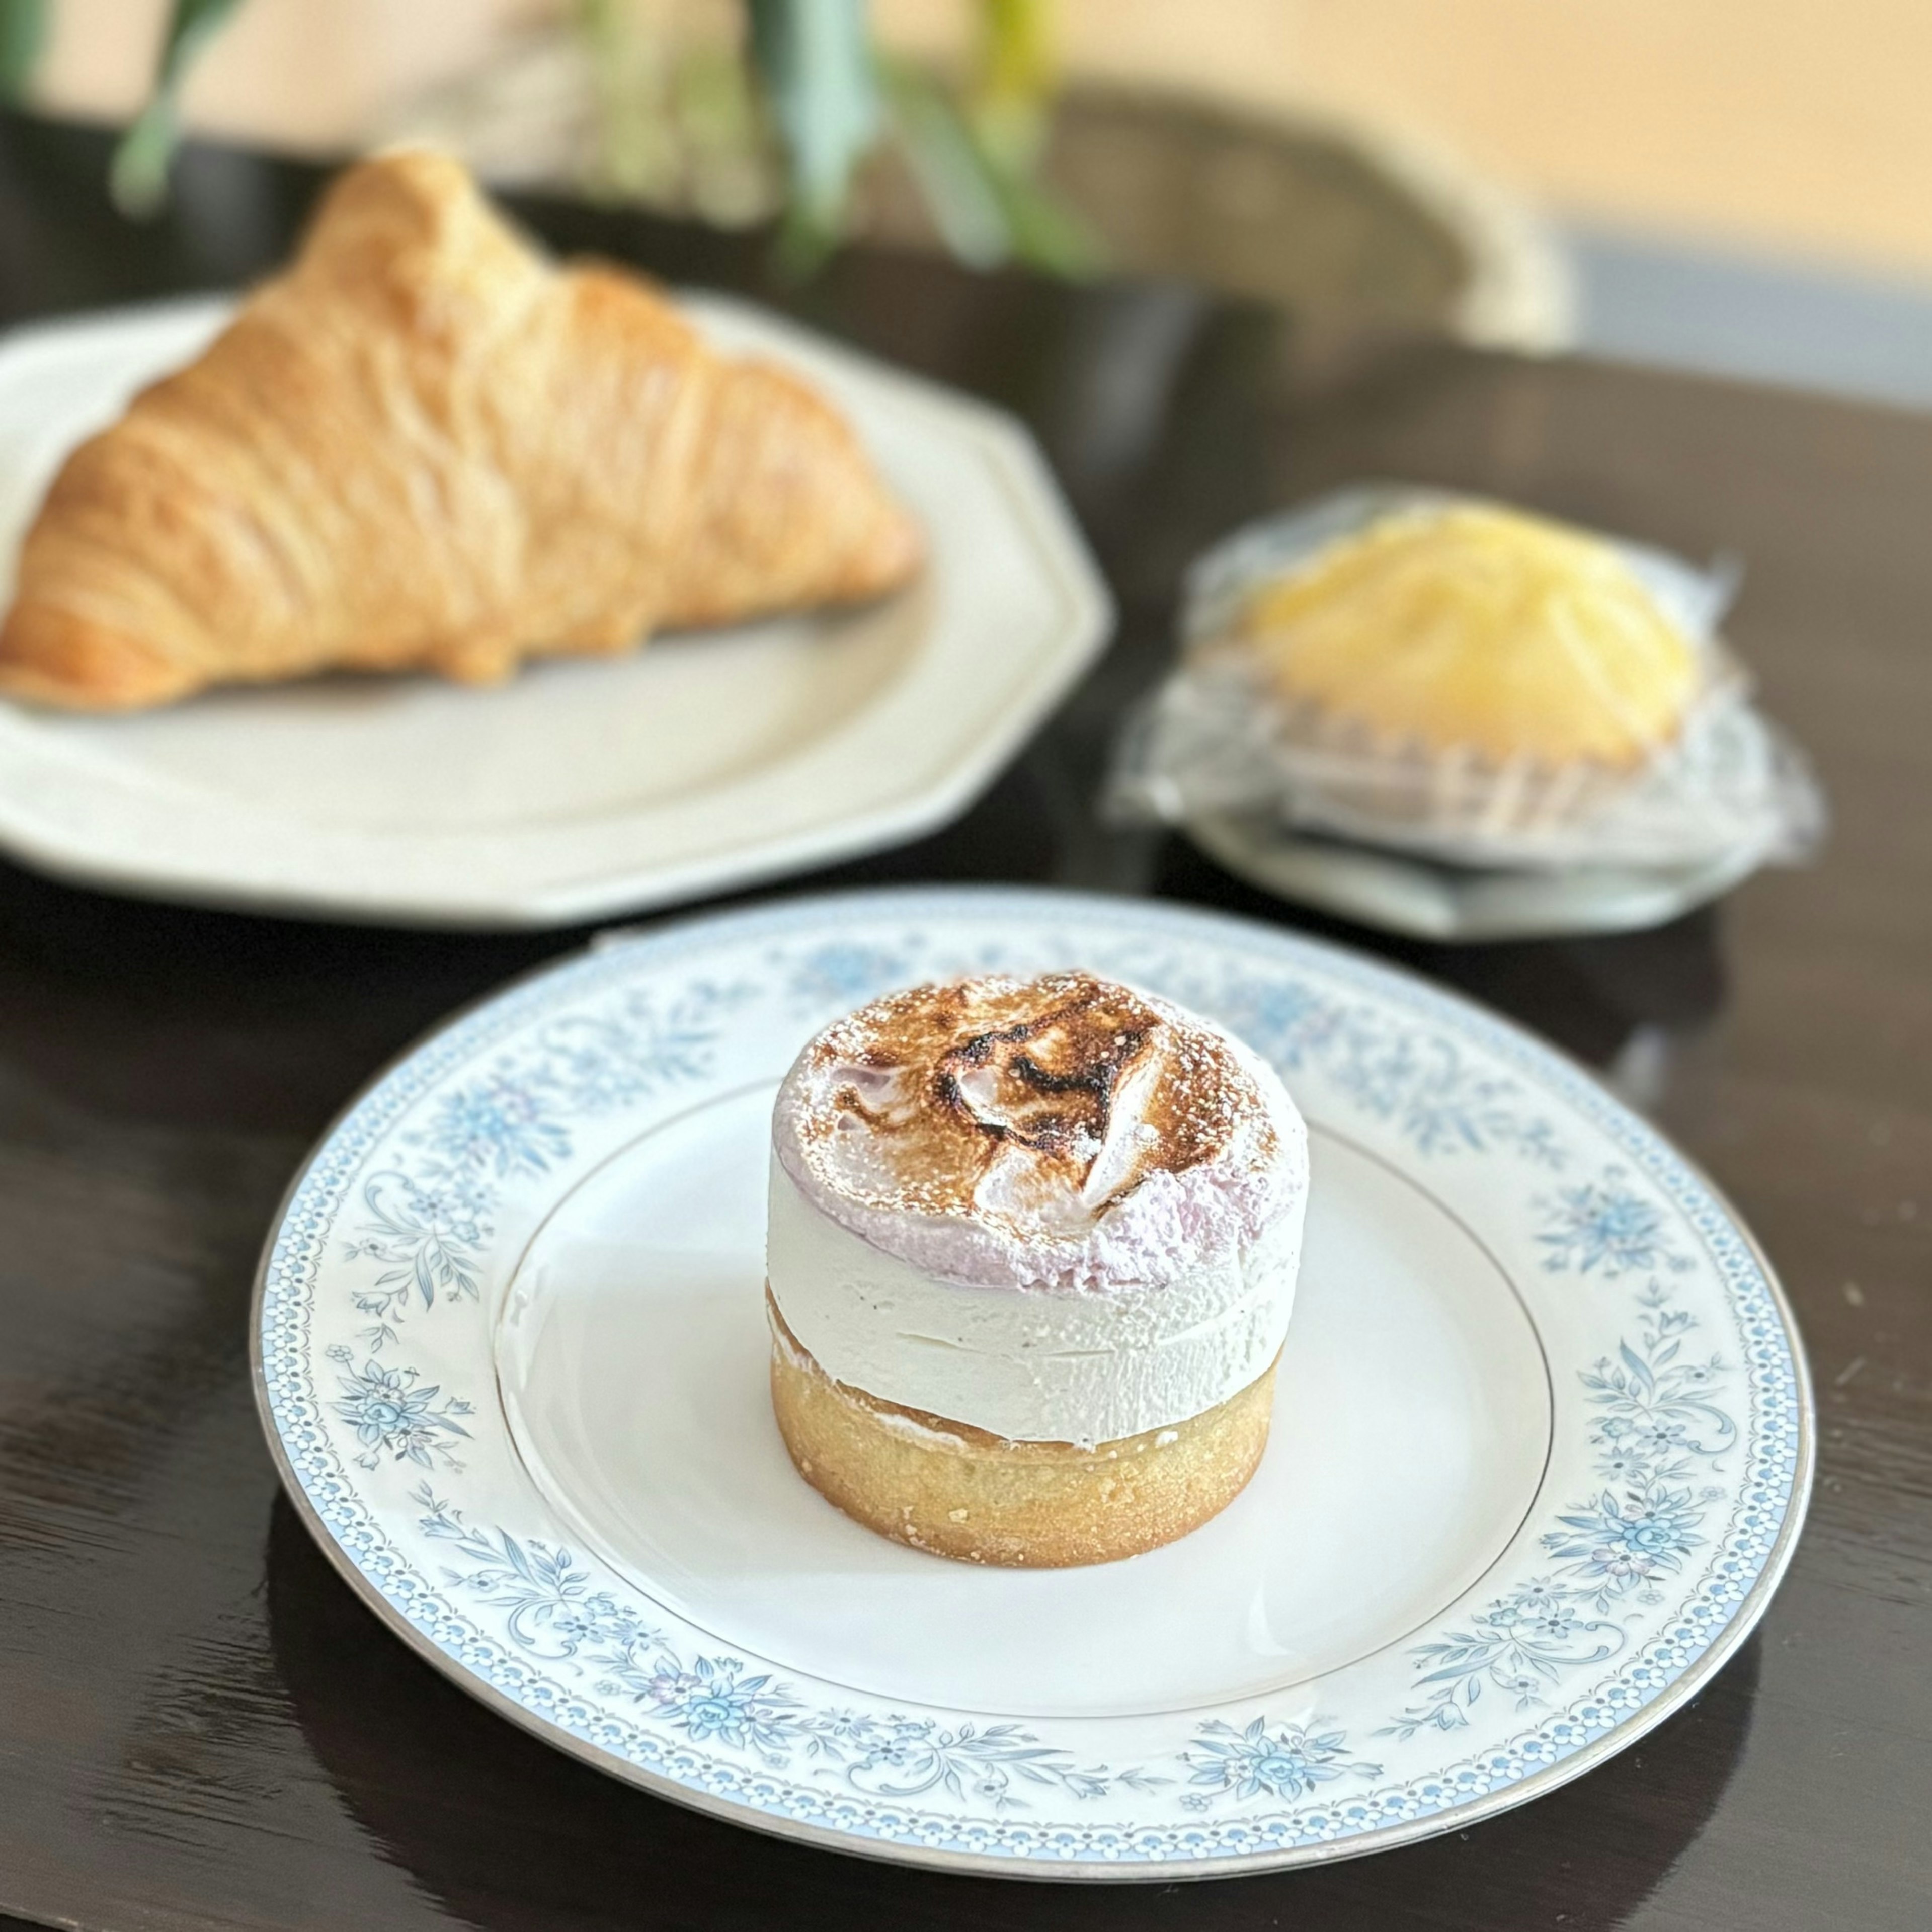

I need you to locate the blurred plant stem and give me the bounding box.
[110,0,247,214]
[968,0,1054,171]
[0,0,47,103]
[881,1,1099,277]
[745,0,880,272]
[882,57,1097,275]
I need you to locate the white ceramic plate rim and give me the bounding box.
[0,296,1112,926]
[1186,810,1769,943]
[251,886,1812,1881]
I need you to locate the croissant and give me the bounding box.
[0,150,921,710]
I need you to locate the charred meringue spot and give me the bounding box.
[786,973,1281,1244]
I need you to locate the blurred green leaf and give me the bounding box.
[970,0,1055,169]
[981,155,1105,277]
[745,0,879,270]
[111,0,248,217]
[886,55,1101,280]
[884,64,1007,268]
[0,0,48,103]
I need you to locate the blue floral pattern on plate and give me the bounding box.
[254,887,1811,1877]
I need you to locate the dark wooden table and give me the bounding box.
[0,111,1926,1932]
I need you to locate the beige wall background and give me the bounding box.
[33,0,1932,282]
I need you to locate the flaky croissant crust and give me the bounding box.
[0,149,921,710]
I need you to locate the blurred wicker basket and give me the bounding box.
[1026,89,1572,350]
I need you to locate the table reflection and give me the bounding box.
[268,1463,1756,1928]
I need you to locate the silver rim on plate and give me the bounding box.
[1186,809,1770,943]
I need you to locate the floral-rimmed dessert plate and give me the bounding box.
[253,886,1811,1880]
[0,298,1108,926]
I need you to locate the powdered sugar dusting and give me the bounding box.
[773,972,1307,1292]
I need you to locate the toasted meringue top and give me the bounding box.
[772,972,1305,1292]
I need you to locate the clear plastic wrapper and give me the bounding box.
[1108,486,1826,872]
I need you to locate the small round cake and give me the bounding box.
[1228,503,1700,769]
[765,970,1309,1568]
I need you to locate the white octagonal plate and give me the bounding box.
[0,297,1110,926]
[254,887,1812,1881]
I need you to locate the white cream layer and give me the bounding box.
[765,1154,1304,1447]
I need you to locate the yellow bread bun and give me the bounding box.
[1227,505,1699,768]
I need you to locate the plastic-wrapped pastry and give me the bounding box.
[1108,486,1823,872]
[1233,504,1699,767]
